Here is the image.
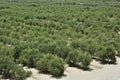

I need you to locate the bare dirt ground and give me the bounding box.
[25,57,120,80]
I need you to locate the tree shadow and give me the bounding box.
[93,57,117,65]
[38,70,67,79]
[51,74,67,79]
[38,71,50,75]
[100,61,117,65]
[77,66,93,71]
[69,64,93,71]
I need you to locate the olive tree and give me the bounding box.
[48,57,65,77]
[96,45,116,64]
[0,56,31,80]
[66,50,92,69]
[36,54,54,73]
[79,52,92,69]
[19,48,42,67]
[36,54,65,76]
[66,50,80,66]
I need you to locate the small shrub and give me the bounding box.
[97,46,116,64]
[19,49,43,67]
[105,46,116,64]
[66,50,80,66]
[14,66,32,80]
[36,54,54,73]
[48,57,65,77]
[0,56,31,80]
[36,57,49,73]
[0,56,15,79]
[66,50,92,69]
[79,53,92,69]
[36,54,65,76]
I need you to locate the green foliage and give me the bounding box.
[116,42,120,57]
[71,39,97,56]
[118,49,120,57]
[0,56,31,80]
[0,45,15,57]
[0,0,120,78]
[66,50,80,66]
[96,46,116,64]
[19,49,43,67]
[36,57,49,73]
[0,56,15,79]
[105,46,116,64]
[48,57,65,77]
[36,54,65,76]
[79,53,92,69]
[36,54,54,73]
[14,66,32,80]
[66,50,92,69]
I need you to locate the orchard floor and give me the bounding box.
[25,57,120,80]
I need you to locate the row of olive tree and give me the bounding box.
[19,51,65,77]
[66,49,92,69]
[0,56,31,80]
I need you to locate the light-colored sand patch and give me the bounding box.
[118,31,120,34]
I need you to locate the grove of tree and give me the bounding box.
[0,0,120,79]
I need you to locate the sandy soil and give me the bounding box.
[118,31,120,34]
[25,57,120,80]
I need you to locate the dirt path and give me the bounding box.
[25,57,120,80]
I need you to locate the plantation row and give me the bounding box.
[0,1,120,80]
